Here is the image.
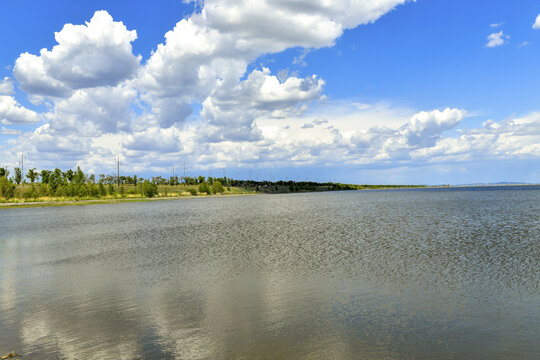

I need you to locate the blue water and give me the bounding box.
[1,186,539,359]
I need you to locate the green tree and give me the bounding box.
[26,168,38,183]
[212,180,224,194]
[49,168,64,191]
[14,167,22,185]
[40,170,51,184]
[65,169,74,183]
[73,166,86,184]
[0,167,7,178]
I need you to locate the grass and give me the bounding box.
[0,185,257,209]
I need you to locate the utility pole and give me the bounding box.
[183,162,186,184]
[19,154,26,184]
[115,156,122,187]
[249,168,252,181]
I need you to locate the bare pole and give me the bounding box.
[19,154,26,184]
[183,162,186,184]
[116,156,122,187]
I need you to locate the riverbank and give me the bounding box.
[0,191,258,209]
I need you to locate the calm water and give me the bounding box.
[1,187,539,359]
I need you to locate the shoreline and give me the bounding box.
[2,183,537,209]
[0,192,258,209]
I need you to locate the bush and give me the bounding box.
[0,177,15,199]
[22,185,38,200]
[212,180,224,194]
[187,187,197,196]
[98,183,107,197]
[108,184,115,196]
[198,182,212,195]
[142,180,158,198]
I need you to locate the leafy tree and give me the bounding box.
[73,166,86,184]
[14,167,22,185]
[65,169,74,183]
[40,170,51,184]
[26,168,38,183]
[0,167,7,178]
[108,184,115,196]
[49,168,64,191]
[212,180,225,194]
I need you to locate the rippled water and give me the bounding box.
[1,187,539,359]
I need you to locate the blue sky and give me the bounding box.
[1,0,539,184]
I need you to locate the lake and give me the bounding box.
[1,186,539,359]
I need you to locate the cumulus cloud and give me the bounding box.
[403,108,465,147]
[0,95,40,124]
[6,1,538,176]
[43,85,137,135]
[200,67,324,141]
[486,30,509,47]
[14,11,140,97]
[1,126,22,135]
[123,127,183,153]
[0,77,14,95]
[534,14,540,29]
[138,0,408,126]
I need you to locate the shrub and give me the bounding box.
[22,185,38,200]
[98,183,107,197]
[212,180,224,194]
[0,177,15,199]
[187,187,197,196]
[198,182,212,195]
[142,180,158,198]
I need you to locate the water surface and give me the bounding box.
[1,187,539,359]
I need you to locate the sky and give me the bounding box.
[0,0,539,185]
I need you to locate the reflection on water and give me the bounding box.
[1,186,539,359]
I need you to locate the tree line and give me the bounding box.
[0,166,424,201]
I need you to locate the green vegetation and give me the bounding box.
[0,166,425,206]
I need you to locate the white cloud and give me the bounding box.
[200,67,324,142]
[489,22,504,28]
[0,95,40,124]
[1,126,22,135]
[123,127,183,153]
[14,11,140,97]
[0,77,14,95]
[486,30,509,48]
[138,0,408,126]
[403,108,465,147]
[43,84,137,135]
[533,14,540,29]
[6,2,539,176]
